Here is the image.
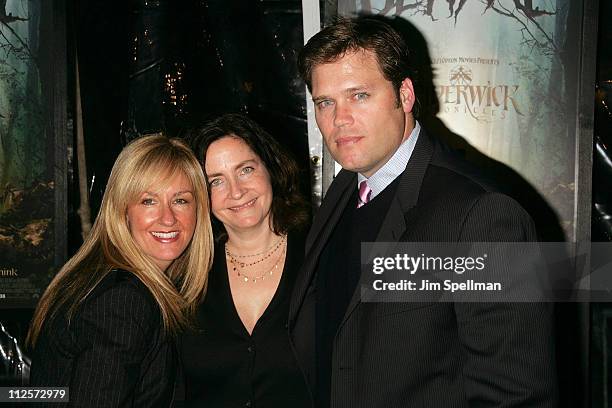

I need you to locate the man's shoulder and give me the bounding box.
[406,134,530,221]
[426,143,502,196]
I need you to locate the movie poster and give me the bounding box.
[341,0,578,238]
[0,0,56,308]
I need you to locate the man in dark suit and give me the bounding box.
[289,17,556,407]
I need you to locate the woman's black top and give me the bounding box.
[30,269,177,407]
[180,233,311,408]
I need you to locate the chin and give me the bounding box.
[336,155,363,170]
[340,162,362,173]
[234,218,265,230]
[236,221,260,230]
[156,254,179,264]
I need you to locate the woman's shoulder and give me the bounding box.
[287,230,306,246]
[76,269,160,331]
[286,231,306,264]
[88,269,156,304]
[36,269,162,360]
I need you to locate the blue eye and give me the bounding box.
[316,100,333,109]
[355,92,369,101]
[174,198,189,205]
[141,198,155,206]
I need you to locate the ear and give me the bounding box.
[399,78,415,114]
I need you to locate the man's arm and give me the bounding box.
[455,192,557,407]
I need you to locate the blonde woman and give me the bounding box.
[27,134,213,407]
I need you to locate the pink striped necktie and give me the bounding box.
[357,180,372,208]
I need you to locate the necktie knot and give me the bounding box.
[357,180,372,208]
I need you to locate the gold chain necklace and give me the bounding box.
[227,241,286,283]
[226,235,285,258]
[224,235,286,268]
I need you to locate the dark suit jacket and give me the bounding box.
[288,129,557,408]
[30,269,176,407]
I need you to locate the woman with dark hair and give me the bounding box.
[180,113,311,407]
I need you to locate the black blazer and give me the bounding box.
[30,269,176,407]
[288,129,557,408]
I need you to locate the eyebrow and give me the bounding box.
[206,159,257,179]
[173,190,194,196]
[143,190,194,197]
[312,86,370,103]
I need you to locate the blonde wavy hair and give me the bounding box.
[28,134,213,346]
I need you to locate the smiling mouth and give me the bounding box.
[151,231,179,239]
[229,198,256,211]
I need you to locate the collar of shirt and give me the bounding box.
[357,121,420,200]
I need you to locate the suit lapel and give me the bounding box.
[289,169,357,323]
[338,129,435,329]
[377,128,434,241]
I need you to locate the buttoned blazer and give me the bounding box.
[288,129,557,408]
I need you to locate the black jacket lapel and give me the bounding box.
[289,169,357,324]
[338,128,435,329]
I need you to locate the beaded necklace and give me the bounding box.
[224,235,286,268]
[226,239,287,283]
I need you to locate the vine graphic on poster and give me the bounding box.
[0,0,53,307]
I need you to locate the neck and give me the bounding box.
[401,114,416,143]
[225,223,282,255]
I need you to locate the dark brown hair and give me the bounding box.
[298,16,419,115]
[190,113,309,241]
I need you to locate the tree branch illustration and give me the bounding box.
[447,0,469,23]
[361,0,558,58]
[483,0,558,56]
[0,21,34,61]
[0,0,33,62]
[0,15,27,24]
[373,0,436,21]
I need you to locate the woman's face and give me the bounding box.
[205,136,273,235]
[126,171,197,270]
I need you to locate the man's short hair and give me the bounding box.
[298,16,418,114]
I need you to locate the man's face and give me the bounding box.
[311,49,415,177]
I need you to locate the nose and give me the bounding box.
[333,102,354,128]
[159,202,177,226]
[228,179,245,200]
